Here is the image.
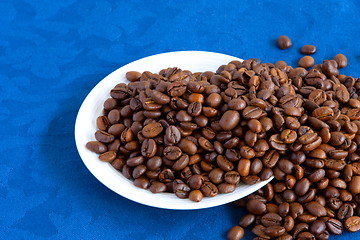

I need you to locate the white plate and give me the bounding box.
[75,51,273,210]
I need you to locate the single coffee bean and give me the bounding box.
[201,181,218,197]
[99,150,117,162]
[126,71,141,82]
[334,53,348,68]
[86,141,107,154]
[219,110,240,131]
[344,216,360,232]
[299,56,315,68]
[246,199,267,215]
[264,226,286,238]
[227,226,244,240]
[177,138,197,155]
[133,177,150,189]
[189,190,203,202]
[297,232,315,240]
[149,181,167,193]
[261,213,282,227]
[301,45,317,55]
[239,214,255,228]
[277,35,292,49]
[174,183,191,199]
[306,201,327,217]
[163,146,183,160]
[310,220,326,235]
[326,218,343,235]
[349,176,360,194]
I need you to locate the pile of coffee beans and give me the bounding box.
[86,48,360,239]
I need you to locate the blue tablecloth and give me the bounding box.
[1,0,360,239]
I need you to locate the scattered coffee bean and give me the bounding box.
[298,56,315,68]
[334,53,348,68]
[301,45,317,55]
[277,35,292,49]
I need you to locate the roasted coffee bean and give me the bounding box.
[295,178,311,196]
[218,182,236,193]
[292,222,309,238]
[99,150,116,162]
[201,181,218,197]
[149,181,167,193]
[337,203,354,220]
[163,126,180,145]
[177,138,197,155]
[187,175,204,190]
[239,214,256,228]
[174,183,191,198]
[349,176,360,194]
[310,220,326,235]
[86,141,107,154]
[261,213,282,227]
[277,35,292,49]
[289,202,304,219]
[189,190,203,202]
[163,146,182,160]
[172,154,189,171]
[345,216,360,232]
[227,226,244,240]
[283,215,295,232]
[297,232,315,240]
[264,225,286,238]
[141,139,157,158]
[334,53,348,68]
[247,199,267,215]
[301,45,317,55]
[133,177,150,189]
[299,56,315,68]
[326,218,343,235]
[95,130,115,143]
[306,201,327,217]
[219,110,240,130]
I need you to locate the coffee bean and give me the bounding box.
[326,218,343,235]
[349,176,360,194]
[345,216,360,232]
[301,45,317,55]
[99,150,116,162]
[334,53,348,68]
[299,56,315,68]
[219,110,240,130]
[174,183,191,198]
[297,231,315,240]
[125,71,141,82]
[277,35,292,49]
[239,214,255,228]
[149,181,167,193]
[305,201,327,217]
[201,181,218,197]
[133,177,150,189]
[141,139,157,158]
[86,141,107,154]
[264,225,286,238]
[189,190,203,202]
[310,220,326,235]
[261,213,282,227]
[177,138,197,155]
[247,199,267,215]
[163,146,182,160]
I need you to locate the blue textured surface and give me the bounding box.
[2,0,360,239]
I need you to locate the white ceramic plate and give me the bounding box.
[75,51,273,210]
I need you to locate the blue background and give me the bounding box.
[1,0,360,239]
